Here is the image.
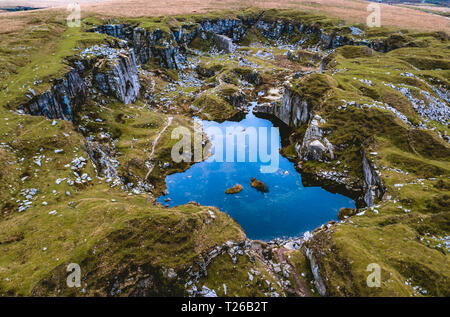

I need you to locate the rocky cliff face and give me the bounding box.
[253,87,311,128]
[298,115,334,162]
[90,24,187,69]
[85,139,121,186]
[89,19,246,70]
[86,46,140,104]
[361,150,385,207]
[20,44,141,121]
[255,87,383,207]
[20,69,86,121]
[201,18,246,40]
[304,247,327,296]
[20,13,411,123]
[88,15,400,75]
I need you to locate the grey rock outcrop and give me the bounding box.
[20,44,141,121]
[252,102,276,116]
[225,92,247,112]
[256,20,292,40]
[20,69,86,121]
[279,88,306,126]
[214,34,235,53]
[385,83,449,125]
[362,150,384,207]
[89,24,187,69]
[200,18,246,42]
[297,115,334,161]
[89,23,133,41]
[304,247,327,296]
[85,139,120,185]
[89,47,140,104]
[253,87,311,128]
[88,15,409,80]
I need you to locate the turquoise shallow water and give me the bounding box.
[157,103,355,240]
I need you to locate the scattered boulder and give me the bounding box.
[305,140,328,160]
[225,184,243,194]
[214,34,235,53]
[337,207,358,220]
[250,177,269,193]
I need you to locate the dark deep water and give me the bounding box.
[157,102,355,240]
[0,6,41,12]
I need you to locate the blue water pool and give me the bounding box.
[157,103,355,240]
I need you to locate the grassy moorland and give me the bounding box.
[287,43,449,296]
[0,5,448,297]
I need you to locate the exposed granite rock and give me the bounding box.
[299,166,365,208]
[89,24,187,69]
[281,87,311,127]
[200,18,246,42]
[88,23,133,41]
[84,139,121,186]
[88,15,404,76]
[20,44,141,121]
[252,102,275,116]
[256,20,284,39]
[296,148,382,208]
[223,90,247,112]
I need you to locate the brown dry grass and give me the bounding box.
[0,9,66,33]
[82,0,450,33]
[408,5,449,13]
[0,0,449,34]
[0,11,30,33]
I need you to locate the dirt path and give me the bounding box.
[145,116,173,179]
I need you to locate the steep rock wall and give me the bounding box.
[20,13,412,122]
[20,69,86,121]
[298,115,334,161]
[361,150,385,207]
[88,15,401,73]
[20,45,140,121]
[89,47,140,104]
[253,87,311,128]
